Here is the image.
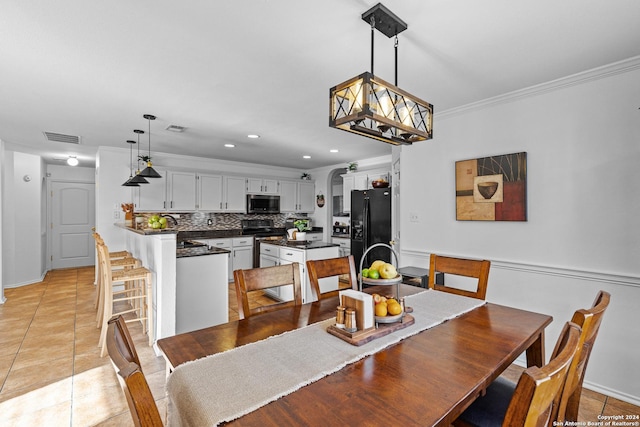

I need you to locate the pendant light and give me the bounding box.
[122,140,140,187]
[139,114,162,178]
[128,129,149,184]
[329,3,433,145]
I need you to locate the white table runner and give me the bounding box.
[166,290,484,427]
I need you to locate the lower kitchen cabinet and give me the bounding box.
[331,237,351,258]
[259,243,339,303]
[206,237,254,281]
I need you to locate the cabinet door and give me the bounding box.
[233,246,253,272]
[354,174,368,190]
[342,175,354,213]
[297,181,315,212]
[246,178,263,194]
[136,170,167,211]
[168,171,197,211]
[279,180,297,212]
[259,254,278,268]
[224,176,246,212]
[263,179,279,194]
[198,174,223,211]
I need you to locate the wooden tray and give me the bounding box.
[327,314,415,346]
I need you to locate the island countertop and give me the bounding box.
[262,239,339,250]
[176,245,230,258]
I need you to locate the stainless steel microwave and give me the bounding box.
[246,194,280,214]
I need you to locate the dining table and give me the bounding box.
[157,284,552,426]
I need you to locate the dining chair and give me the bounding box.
[233,263,303,320]
[428,254,491,300]
[555,290,610,422]
[97,241,153,357]
[454,321,582,427]
[306,255,358,301]
[106,315,164,427]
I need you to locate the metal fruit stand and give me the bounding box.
[358,243,407,324]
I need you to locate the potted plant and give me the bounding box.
[347,162,358,173]
[301,172,311,180]
[293,219,309,240]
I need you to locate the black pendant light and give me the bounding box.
[122,140,140,187]
[128,129,149,184]
[139,114,162,178]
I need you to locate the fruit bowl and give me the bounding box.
[375,311,404,323]
[359,274,402,285]
[371,180,389,188]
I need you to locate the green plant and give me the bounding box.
[293,219,309,232]
[347,162,358,171]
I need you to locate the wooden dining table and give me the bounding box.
[158,285,552,426]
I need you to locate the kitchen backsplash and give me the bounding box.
[133,212,304,231]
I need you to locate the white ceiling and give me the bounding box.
[1,1,639,169]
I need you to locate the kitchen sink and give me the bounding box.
[176,240,207,249]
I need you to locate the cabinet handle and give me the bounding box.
[220,202,222,209]
[285,252,293,256]
[163,201,166,209]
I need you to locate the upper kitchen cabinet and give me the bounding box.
[341,168,389,212]
[246,178,279,194]
[134,170,167,211]
[167,171,197,211]
[199,174,246,212]
[280,180,315,213]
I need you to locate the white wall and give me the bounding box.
[0,140,4,302]
[399,59,640,404]
[2,151,45,287]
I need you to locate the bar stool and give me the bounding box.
[93,232,141,326]
[96,241,153,357]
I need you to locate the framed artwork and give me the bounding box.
[455,152,527,221]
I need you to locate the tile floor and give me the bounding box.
[1,267,638,426]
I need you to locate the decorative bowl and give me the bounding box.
[371,180,389,188]
[477,181,499,199]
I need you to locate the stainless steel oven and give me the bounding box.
[241,219,286,267]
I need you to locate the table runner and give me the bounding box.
[166,290,484,427]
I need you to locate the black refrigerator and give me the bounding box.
[350,188,392,269]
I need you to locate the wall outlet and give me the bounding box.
[409,212,420,223]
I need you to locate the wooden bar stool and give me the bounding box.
[97,241,153,357]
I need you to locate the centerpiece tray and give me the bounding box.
[359,274,402,286]
[327,314,415,346]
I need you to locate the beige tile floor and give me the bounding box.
[1,267,638,426]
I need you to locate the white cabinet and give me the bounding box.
[167,171,197,211]
[331,237,351,258]
[342,169,389,212]
[306,232,323,242]
[280,180,315,213]
[197,174,223,211]
[199,175,246,212]
[259,243,339,303]
[246,178,279,194]
[206,237,254,281]
[134,170,167,211]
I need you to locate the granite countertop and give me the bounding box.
[116,223,179,235]
[176,244,230,258]
[262,239,339,250]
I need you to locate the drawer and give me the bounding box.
[279,248,304,263]
[331,237,350,248]
[232,237,254,247]
[207,238,232,249]
[306,233,322,241]
[260,244,278,256]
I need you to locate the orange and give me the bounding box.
[388,302,402,316]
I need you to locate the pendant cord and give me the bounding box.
[370,16,375,75]
[394,34,398,86]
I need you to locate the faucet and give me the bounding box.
[161,214,178,227]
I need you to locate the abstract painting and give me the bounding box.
[456,152,527,221]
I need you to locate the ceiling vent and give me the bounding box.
[43,132,81,144]
[166,125,186,132]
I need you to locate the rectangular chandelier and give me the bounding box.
[329,71,433,145]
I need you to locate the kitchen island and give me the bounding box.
[259,240,340,303]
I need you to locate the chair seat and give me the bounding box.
[112,266,151,281]
[457,377,515,426]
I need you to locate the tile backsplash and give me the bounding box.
[133,212,303,231]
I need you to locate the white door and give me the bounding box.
[392,157,401,254]
[51,181,95,269]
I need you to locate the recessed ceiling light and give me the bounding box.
[303,155,311,159]
[330,149,339,153]
[166,125,186,132]
[224,144,235,148]
[247,134,260,139]
[67,156,79,166]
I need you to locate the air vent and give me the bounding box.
[166,125,186,133]
[43,132,81,144]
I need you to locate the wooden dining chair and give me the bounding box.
[555,290,610,422]
[233,263,303,320]
[106,315,164,427]
[454,321,582,427]
[428,254,491,300]
[306,255,358,301]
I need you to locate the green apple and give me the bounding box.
[361,268,370,278]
